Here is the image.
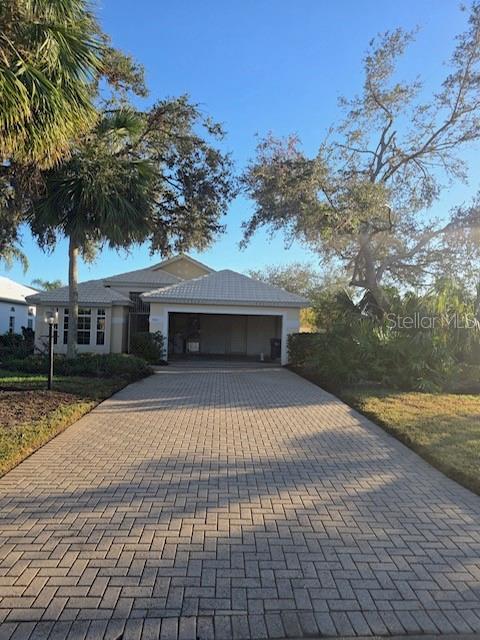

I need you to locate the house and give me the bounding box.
[27,255,308,364]
[0,276,37,334]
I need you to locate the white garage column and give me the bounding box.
[149,303,301,365]
[149,305,169,358]
[281,308,301,365]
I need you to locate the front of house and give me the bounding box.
[27,255,307,365]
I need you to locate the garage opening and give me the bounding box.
[168,312,282,361]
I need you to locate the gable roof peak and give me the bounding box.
[154,254,214,273]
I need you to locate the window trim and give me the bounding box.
[63,308,69,345]
[77,307,92,345]
[96,308,106,345]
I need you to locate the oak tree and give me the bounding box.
[242,5,480,311]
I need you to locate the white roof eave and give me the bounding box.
[141,295,308,308]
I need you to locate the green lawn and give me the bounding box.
[341,388,480,495]
[0,370,131,477]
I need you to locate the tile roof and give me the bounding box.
[103,266,181,286]
[142,270,309,308]
[26,280,131,306]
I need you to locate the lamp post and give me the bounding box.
[45,310,58,390]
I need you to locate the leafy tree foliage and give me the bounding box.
[242,5,480,311]
[248,262,324,297]
[248,262,349,331]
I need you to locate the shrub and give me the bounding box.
[289,277,480,393]
[2,353,153,380]
[129,331,166,364]
[288,315,471,393]
[0,328,34,359]
[287,332,324,368]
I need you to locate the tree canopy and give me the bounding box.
[242,4,480,311]
[248,262,324,297]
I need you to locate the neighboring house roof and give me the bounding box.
[26,280,131,307]
[142,269,309,308]
[0,276,37,305]
[103,265,181,287]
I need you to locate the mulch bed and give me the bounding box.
[0,390,79,430]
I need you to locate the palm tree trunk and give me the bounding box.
[67,236,79,359]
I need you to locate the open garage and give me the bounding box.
[168,312,282,360]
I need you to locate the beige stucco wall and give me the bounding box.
[34,304,125,355]
[160,260,210,280]
[149,302,301,365]
[110,306,129,353]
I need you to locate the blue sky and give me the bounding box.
[5,0,479,286]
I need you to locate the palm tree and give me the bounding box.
[28,110,156,357]
[0,0,102,169]
[31,278,64,291]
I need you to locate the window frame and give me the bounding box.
[96,308,106,345]
[77,307,92,345]
[63,308,69,345]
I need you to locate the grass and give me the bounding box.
[0,369,136,477]
[341,387,480,495]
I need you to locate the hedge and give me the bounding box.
[2,353,153,380]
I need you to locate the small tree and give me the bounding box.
[242,5,480,312]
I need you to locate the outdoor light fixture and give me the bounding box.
[44,310,58,390]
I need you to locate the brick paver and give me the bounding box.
[0,362,479,639]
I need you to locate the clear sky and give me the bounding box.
[4,0,478,287]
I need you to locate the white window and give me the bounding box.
[63,308,92,345]
[96,308,106,345]
[63,308,69,345]
[77,308,91,345]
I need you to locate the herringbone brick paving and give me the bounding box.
[0,362,479,640]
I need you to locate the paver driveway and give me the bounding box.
[0,363,479,640]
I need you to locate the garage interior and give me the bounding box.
[168,312,282,361]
